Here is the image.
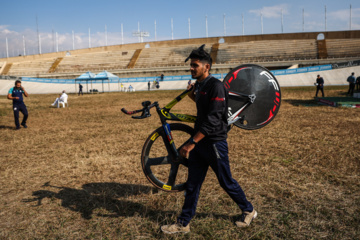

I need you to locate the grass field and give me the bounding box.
[0,86,359,239]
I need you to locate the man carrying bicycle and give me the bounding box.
[161,45,256,234]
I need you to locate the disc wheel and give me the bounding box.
[223,64,281,130]
[141,123,194,192]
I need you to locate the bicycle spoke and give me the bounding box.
[166,163,180,186]
[144,156,170,167]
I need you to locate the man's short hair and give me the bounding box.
[15,80,21,85]
[185,44,212,68]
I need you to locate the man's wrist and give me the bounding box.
[188,137,198,145]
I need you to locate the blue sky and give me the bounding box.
[1,0,359,57]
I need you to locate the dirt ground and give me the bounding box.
[0,86,359,239]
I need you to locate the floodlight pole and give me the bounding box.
[88,28,91,48]
[350,4,352,30]
[72,30,75,50]
[261,12,263,34]
[133,23,150,43]
[121,23,124,44]
[155,20,157,41]
[132,24,150,43]
[325,5,327,32]
[302,8,305,32]
[6,37,9,58]
[188,18,191,39]
[171,18,174,40]
[138,22,141,42]
[223,13,226,36]
[205,15,208,38]
[39,34,42,54]
[56,32,59,52]
[23,35,26,56]
[52,27,55,52]
[36,15,41,54]
[105,25,108,46]
[242,13,244,35]
[281,9,284,33]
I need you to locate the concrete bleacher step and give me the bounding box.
[210,43,219,64]
[48,57,64,73]
[1,63,13,75]
[127,49,142,69]
[216,39,318,63]
[326,39,360,58]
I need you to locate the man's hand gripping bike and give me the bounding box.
[122,64,281,192]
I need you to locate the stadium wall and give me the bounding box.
[1,64,360,95]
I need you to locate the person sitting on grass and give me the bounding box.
[51,90,68,108]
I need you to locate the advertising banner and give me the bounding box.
[331,60,360,69]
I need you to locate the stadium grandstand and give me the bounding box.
[1,30,360,94]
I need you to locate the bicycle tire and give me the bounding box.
[223,64,281,130]
[141,123,194,192]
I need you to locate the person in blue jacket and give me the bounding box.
[7,80,29,130]
[315,75,325,97]
[161,45,256,234]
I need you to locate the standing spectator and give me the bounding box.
[160,74,164,81]
[128,85,135,92]
[78,83,83,96]
[155,78,160,89]
[161,45,256,235]
[7,80,29,130]
[356,75,360,91]
[148,81,151,91]
[315,74,325,97]
[347,72,356,96]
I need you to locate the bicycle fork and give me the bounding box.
[162,123,181,162]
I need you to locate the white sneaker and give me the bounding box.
[235,209,257,227]
[161,223,190,234]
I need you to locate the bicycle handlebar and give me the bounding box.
[121,101,158,119]
[121,108,143,115]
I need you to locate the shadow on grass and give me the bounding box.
[23,182,160,219]
[0,125,16,130]
[284,99,320,107]
[23,182,231,222]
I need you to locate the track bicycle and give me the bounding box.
[122,64,281,192]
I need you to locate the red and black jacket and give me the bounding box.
[194,75,228,141]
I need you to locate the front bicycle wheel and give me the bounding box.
[141,123,194,192]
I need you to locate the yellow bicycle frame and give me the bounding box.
[160,89,196,123]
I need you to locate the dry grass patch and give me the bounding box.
[0,86,359,239]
